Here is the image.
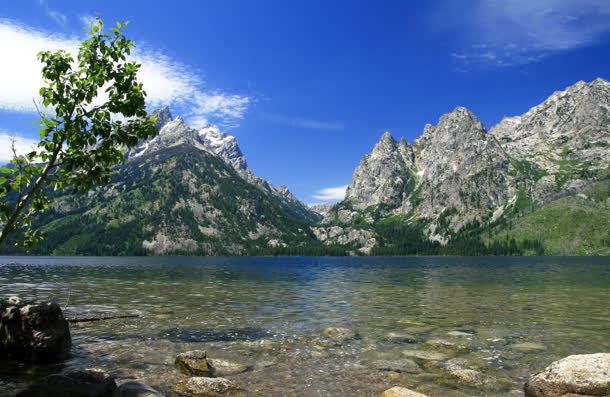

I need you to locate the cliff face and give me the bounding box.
[320,78,609,247]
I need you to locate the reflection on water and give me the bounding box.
[0,256,609,396]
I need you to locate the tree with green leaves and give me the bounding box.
[0,19,158,249]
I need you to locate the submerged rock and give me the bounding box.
[113,381,163,397]
[379,386,429,397]
[207,359,251,376]
[174,377,239,397]
[18,368,116,397]
[447,331,474,337]
[427,359,486,386]
[511,342,547,352]
[0,298,71,362]
[397,319,428,327]
[321,327,357,341]
[402,349,449,361]
[373,358,422,373]
[385,332,418,344]
[421,339,468,354]
[175,351,213,376]
[524,353,610,397]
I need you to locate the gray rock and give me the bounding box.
[113,381,163,397]
[427,359,487,386]
[385,332,418,343]
[0,298,71,363]
[18,368,116,397]
[422,339,468,353]
[208,359,251,376]
[401,349,449,361]
[524,353,610,397]
[174,377,239,397]
[321,327,358,341]
[175,350,213,376]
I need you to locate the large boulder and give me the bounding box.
[0,297,72,362]
[173,377,239,396]
[17,368,116,397]
[524,353,610,396]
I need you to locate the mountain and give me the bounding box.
[2,79,607,256]
[5,109,322,255]
[317,78,609,254]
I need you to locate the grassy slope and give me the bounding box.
[492,193,609,256]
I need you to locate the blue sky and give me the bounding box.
[1,1,609,204]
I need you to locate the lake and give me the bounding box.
[0,256,609,396]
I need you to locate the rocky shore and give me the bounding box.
[2,298,609,396]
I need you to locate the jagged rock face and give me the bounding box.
[325,79,609,248]
[413,107,516,225]
[311,225,376,254]
[490,78,610,201]
[309,203,336,217]
[334,108,516,237]
[345,132,417,211]
[491,78,609,169]
[151,106,173,129]
[198,124,249,173]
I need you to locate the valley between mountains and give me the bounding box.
[4,78,609,256]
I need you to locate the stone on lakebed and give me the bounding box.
[321,327,358,341]
[379,386,429,397]
[175,350,213,376]
[524,353,610,397]
[173,376,239,397]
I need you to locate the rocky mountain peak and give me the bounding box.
[490,78,609,193]
[198,124,248,172]
[344,131,417,212]
[151,106,173,129]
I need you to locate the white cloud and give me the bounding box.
[264,113,344,131]
[0,20,250,129]
[313,185,348,202]
[442,0,610,67]
[37,0,67,26]
[0,132,39,163]
[189,92,251,128]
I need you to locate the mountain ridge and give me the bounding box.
[1,78,607,256]
[317,78,609,253]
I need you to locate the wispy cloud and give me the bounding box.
[313,185,348,202]
[0,20,251,129]
[37,0,67,26]
[440,0,610,67]
[0,131,38,163]
[264,113,344,131]
[78,14,96,28]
